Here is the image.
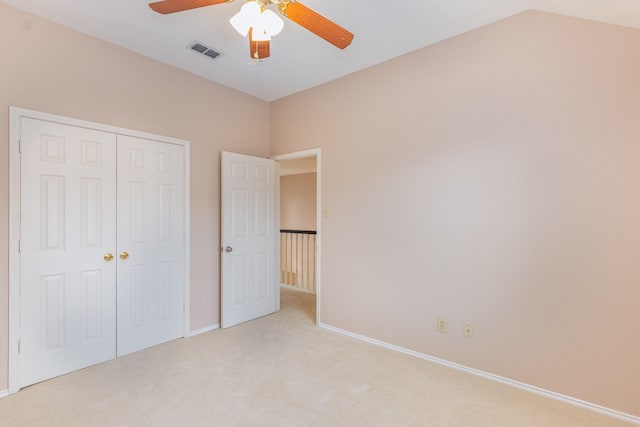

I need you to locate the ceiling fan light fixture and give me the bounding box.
[229,1,262,37]
[261,9,284,37]
[230,1,284,39]
[149,0,353,59]
[251,26,271,41]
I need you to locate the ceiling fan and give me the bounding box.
[148,0,354,60]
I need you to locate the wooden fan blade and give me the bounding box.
[149,0,230,15]
[249,28,271,59]
[280,1,354,49]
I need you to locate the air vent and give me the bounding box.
[188,41,222,61]
[191,43,208,54]
[203,49,220,59]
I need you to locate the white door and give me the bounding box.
[221,151,278,328]
[116,135,185,356]
[19,118,117,387]
[17,116,187,388]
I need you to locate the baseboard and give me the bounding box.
[189,323,220,337]
[280,284,316,295]
[0,389,8,399]
[318,323,640,425]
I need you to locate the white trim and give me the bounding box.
[189,324,220,337]
[9,107,23,394]
[0,389,9,399]
[271,149,322,325]
[316,151,321,324]
[8,107,192,394]
[275,162,281,312]
[318,323,640,425]
[183,142,191,338]
[280,284,316,295]
[9,107,189,146]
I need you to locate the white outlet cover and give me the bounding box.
[463,323,473,338]
[437,318,448,333]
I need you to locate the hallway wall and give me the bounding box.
[280,173,317,231]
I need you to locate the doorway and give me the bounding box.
[272,149,321,325]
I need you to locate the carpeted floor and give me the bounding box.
[0,287,633,426]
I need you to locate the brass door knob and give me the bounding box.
[104,253,114,262]
[119,251,130,260]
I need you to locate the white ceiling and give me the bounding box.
[3,0,640,101]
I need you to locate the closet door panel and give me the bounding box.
[19,118,117,388]
[116,135,185,356]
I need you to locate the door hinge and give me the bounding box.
[18,139,22,153]
[18,239,21,253]
[18,339,21,354]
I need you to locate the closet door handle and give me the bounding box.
[119,251,130,260]
[104,253,114,262]
[225,246,233,253]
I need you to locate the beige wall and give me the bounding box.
[2,3,639,418]
[280,173,317,231]
[0,3,270,389]
[270,11,640,416]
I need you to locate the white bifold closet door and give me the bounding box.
[18,118,185,388]
[19,118,118,387]
[116,135,185,356]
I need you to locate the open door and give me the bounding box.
[221,151,279,328]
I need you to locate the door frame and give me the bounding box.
[8,107,191,394]
[271,149,321,325]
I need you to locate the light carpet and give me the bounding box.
[0,287,632,426]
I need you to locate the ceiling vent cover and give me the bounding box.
[188,41,222,61]
[203,49,220,59]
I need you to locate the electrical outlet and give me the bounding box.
[437,317,448,333]
[463,322,473,338]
